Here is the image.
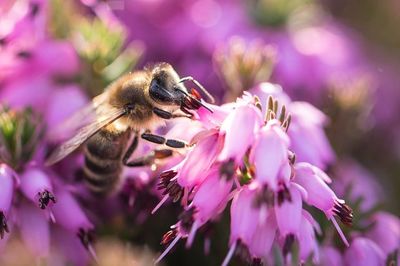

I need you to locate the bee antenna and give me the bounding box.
[178,76,215,104]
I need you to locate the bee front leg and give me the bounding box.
[153,107,192,120]
[141,133,188,148]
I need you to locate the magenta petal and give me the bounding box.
[192,169,233,224]
[219,105,262,163]
[0,164,15,213]
[178,133,220,188]
[248,213,276,259]
[250,123,289,190]
[230,187,259,246]
[52,189,92,232]
[319,246,343,266]
[344,238,385,266]
[298,211,319,263]
[18,202,50,257]
[20,168,52,203]
[294,163,337,216]
[365,212,400,256]
[275,185,302,236]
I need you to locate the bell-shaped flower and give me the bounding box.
[52,189,93,233]
[319,246,343,266]
[178,132,221,188]
[250,121,290,191]
[187,168,233,247]
[275,184,302,237]
[218,104,262,163]
[298,211,320,263]
[344,238,385,266]
[0,164,15,239]
[365,212,400,257]
[248,212,277,261]
[20,168,55,210]
[18,202,50,258]
[294,163,352,246]
[288,102,335,169]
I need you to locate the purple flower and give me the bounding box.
[155,93,352,264]
[365,212,400,257]
[20,168,55,210]
[344,237,385,266]
[319,246,344,266]
[0,164,15,238]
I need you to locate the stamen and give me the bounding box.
[330,217,349,247]
[157,170,183,203]
[222,240,237,266]
[277,184,292,206]
[161,229,178,245]
[186,220,199,248]
[155,235,181,264]
[38,190,56,209]
[251,258,263,266]
[0,211,10,239]
[151,195,169,214]
[220,159,236,180]
[333,201,353,226]
[178,207,196,233]
[282,234,295,256]
[77,228,95,250]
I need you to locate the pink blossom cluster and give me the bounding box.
[154,87,353,265]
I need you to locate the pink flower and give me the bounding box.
[274,184,302,236]
[186,168,233,246]
[298,211,320,263]
[218,104,262,163]
[0,164,15,238]
[294,162,352,246]
[178,131,221,188]
[20,168,55,210]
[18,202,50,257]
[344,237,385,266]
[365,212,400,257]
[247,212,277,260]
[250,120,290,190]
[319,246,344,266]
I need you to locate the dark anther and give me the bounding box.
[333,201,353,226]
[251,258,263,266]
[77,228,95,250]
[30,3,40,17]
[157,170,183,202]
[277,185,292,206]
[161,229,178,245]
[0,211,10,239]
[253,185,275,207]
[219,159,236,180]
[283,234,296,256]
[16,51,32,59]
[178,207,196,233]
[0,38,6,46]
[38,190,56,209]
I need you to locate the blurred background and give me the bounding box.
[0,0,399,265]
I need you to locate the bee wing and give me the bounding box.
[45,99,126,166]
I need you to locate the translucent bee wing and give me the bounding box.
[45,97,126,166]
[46,92,109,142]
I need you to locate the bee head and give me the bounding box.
[148,63,187,106]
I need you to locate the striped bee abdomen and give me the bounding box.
[83,129,130,195]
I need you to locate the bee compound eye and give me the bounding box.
[149,79,175,103]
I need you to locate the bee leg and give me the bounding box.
[124,149,173,167]
[122,134,139,165]
[153,107,191,119]
[141,133,188,148]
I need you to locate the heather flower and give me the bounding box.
[344,237,385,266]
[154,93,352,265]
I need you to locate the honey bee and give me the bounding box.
[46,62,214,195]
